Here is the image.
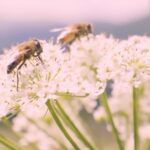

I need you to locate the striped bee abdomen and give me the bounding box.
[7,53,24,74]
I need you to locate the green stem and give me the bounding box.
[2,116,40,150]
[55,92,88,99]
[0,134,22,150]
[54,100,96,150]
[100,92,124,150]
[46,99,80,150]
[133,86,140,150]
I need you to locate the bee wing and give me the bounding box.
[49,27,66,32]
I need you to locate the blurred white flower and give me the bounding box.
[13,114,60,150]
[1,34,150,149]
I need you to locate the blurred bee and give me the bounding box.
[7,39,43,91]
[50,23,92,52]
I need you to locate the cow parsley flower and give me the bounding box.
[1,34,150,149]
[0,35,117,118]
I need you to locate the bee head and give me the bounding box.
[34,39,43,55]
[78,23,92,35]
[87,24,92,34]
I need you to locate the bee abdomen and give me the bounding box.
[7,52,25,74]
[58,31,76,44]
[7,60,19,74]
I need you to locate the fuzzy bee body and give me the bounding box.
[7,39,43,91]
[17,39,42,56]
[51,23,92,51]
[57,30,76,45]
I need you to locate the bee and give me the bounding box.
[50,23,92,51]
[7,39,43,91]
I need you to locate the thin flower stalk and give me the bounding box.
[53,100,96,150]
[100,92,124,150]
[133,86,140,150]
[46,99,80,150]
[0,134,23,150]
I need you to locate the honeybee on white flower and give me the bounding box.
[7,39,43,91]
[50,23,93,51]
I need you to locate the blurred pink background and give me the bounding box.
[0,0,150,49]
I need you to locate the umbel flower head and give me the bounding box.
[0,34,114,118]
[0,34,150,119]
[94,35,150,149]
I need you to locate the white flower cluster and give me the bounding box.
[12,114,60,150]
[0,34,117,117]
[1,34,150,149]
[1,35,150,116]
[94,36,150,149]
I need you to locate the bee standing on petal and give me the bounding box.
[7,39,43,91]
[50,23,93,52]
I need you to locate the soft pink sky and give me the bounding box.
[0,0,150,24]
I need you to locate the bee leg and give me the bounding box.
[34,55,44,65]
[37,55,44,65]
[60,43,70,53]
[76,36,81,41]
[33,53,44,65]
[16,71,20,92]
[87,34,90,40]
[16,60,25,91]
